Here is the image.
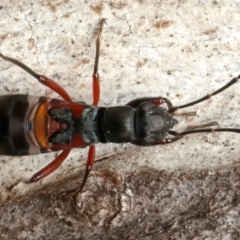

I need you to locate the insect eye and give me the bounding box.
[140,102,153,112]
[143,136,155,144]
[25,120,32,132]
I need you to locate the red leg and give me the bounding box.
[38,75,72,102]
[30,149,71,182]
[92,74,100,106]
[77,145,95,192]
[78,20,105,191]
[0,53,72,102]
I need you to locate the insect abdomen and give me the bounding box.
[0,95,30,155]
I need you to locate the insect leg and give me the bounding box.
[78,20,105,191]
[92,19,105,106]
[0,53,72,102]
[30,149,71,182]
[77,145,95,192]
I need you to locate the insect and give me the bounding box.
[0,19,240,192]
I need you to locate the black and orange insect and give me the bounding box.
[0,20,239,191]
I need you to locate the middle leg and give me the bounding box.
[80,19,106,191]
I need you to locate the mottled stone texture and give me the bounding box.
[1,167,240,239]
